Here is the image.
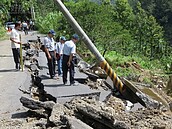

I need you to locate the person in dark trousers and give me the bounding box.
[22,21,28,35]
[10,23,21,70]
[62,34,79,85]
[43,29,57,79]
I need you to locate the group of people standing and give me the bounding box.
[10,24,79,86]
[21,20,34,35]
[43,29,79,86]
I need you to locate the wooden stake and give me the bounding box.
[19,34,23,71]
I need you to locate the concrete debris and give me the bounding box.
[20,96,55,110]
[14,39,172,129]
[62,116,93,129]
[49,103,66,126]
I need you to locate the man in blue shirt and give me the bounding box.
[44,29,56,79]
[62,34,79,85]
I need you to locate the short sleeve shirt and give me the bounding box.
[63,40,76,56]
[44,36,55,51]
[55,42,64,54]
[22,22,27,27]
[10,29,20,48]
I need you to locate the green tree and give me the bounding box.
[113,0,135,30]
[35,0,169,61]
[132,2,165,59]
[65,0,134,56]
[139,0,172,47]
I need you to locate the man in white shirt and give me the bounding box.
[55,36,66,76]
[22,21,28,35]
[10,23,21,70]
[62,34,79,85]
[43,29,56,79]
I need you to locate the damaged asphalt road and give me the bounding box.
[0,31,172,129]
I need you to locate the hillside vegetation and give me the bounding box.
[0,0,171,85]
[36,0,171,76]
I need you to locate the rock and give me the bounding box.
[77,60,90,70]
[153,125,166,129]
[81,69,99,81]
[49,103,65,126]
[114,121,130,129]
[20,96,55,110]
[30,64,39,71]
[167,76,172,90]
[62,116,93,129]
[76,103,129,129]
[91,66,107,79]
[27,109,49,118]
[169,102,172,112]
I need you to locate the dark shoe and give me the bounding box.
[50,75,54,79]
[58,74,63,77]
[15,64,19,69]
[50,74,56,79]
[64,82,67,86]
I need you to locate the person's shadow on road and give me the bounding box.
[0,69,20,72]
[44,84,68,87]
[11,111,28,119]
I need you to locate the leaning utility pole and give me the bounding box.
[54,0,146,107]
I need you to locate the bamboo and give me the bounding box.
[19,34,23,71]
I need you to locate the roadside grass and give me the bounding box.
[105,51,165,70]
[0,34,8,41]
[103,51,168,84]
[82,50,165,76]
[0,25,8,41]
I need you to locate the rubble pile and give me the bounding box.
[20,44,172,128]
[1,39,172,129]
[1,95,172,128]
[19,65,172,128]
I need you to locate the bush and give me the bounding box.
[0,22,6,40]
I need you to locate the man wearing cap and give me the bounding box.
[55,36,66,76]
[62,34,79,85]
[43,29,57,79]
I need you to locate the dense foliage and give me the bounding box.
[0,0,171,74]
[0,0,36,36]
[35,0,171,61]
[130,0,172,45]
